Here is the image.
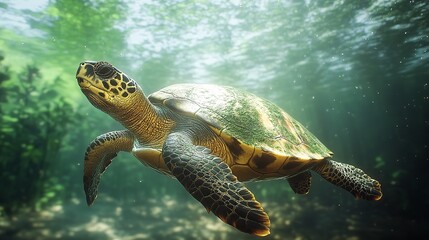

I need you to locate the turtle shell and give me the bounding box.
[149,84,333,180]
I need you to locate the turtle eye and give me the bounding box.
[95,62,115,79]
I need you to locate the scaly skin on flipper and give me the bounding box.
[84,130,134,205]
[312,160,382,200]
[162,132,271,236]
[287,171,312,194]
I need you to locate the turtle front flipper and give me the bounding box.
[84,130,134,206]
[162,132,271,236]
[313,160,382,200]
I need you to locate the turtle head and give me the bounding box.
[76,61,141,114]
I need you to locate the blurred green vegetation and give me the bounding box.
[0,54,74,215]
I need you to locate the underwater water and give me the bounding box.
[0,0,428,239]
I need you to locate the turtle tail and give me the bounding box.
[313,159,382,201]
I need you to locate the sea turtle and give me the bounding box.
[76,61,382,236]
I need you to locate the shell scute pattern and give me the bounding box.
[149,84,333,177]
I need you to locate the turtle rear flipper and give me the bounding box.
[162,132,271,236]
[287,171,311,194]
[313,160,382,200]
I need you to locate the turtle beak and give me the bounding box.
[76,61,97,88]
